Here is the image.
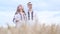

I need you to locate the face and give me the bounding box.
[18,5,23,10]
[28,4,32,9]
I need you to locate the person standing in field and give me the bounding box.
[13,4,26,28]
[26,2,38,34]
[26,2,38,27]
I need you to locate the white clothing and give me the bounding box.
[26,10,38,34]
[13,13,26,28]
[26,10,38,27]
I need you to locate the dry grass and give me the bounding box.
[0,23,60,34]
[0,27,8,34]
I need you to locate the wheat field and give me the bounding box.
[0,23,60,34]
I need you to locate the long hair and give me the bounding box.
[15,5,25,15]
[13,5,26,22]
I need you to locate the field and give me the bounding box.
[0,23,60,34]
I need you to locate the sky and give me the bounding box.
[0,0,60,28]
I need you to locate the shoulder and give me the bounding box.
[14,13,20,17]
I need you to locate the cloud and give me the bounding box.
[37,11,60,25]
[0,11,15,27]
[0,0,60,27]
[0,10,60,27]
[0,0,60,11]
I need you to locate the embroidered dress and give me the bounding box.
[13,13,26,28]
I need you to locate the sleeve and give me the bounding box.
[33,11,38,22]
[13,14,20,23]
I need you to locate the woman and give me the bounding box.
[13,4,26,28]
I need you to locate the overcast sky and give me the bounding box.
[0,0,60,28]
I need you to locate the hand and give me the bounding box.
[16,20,19,22]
